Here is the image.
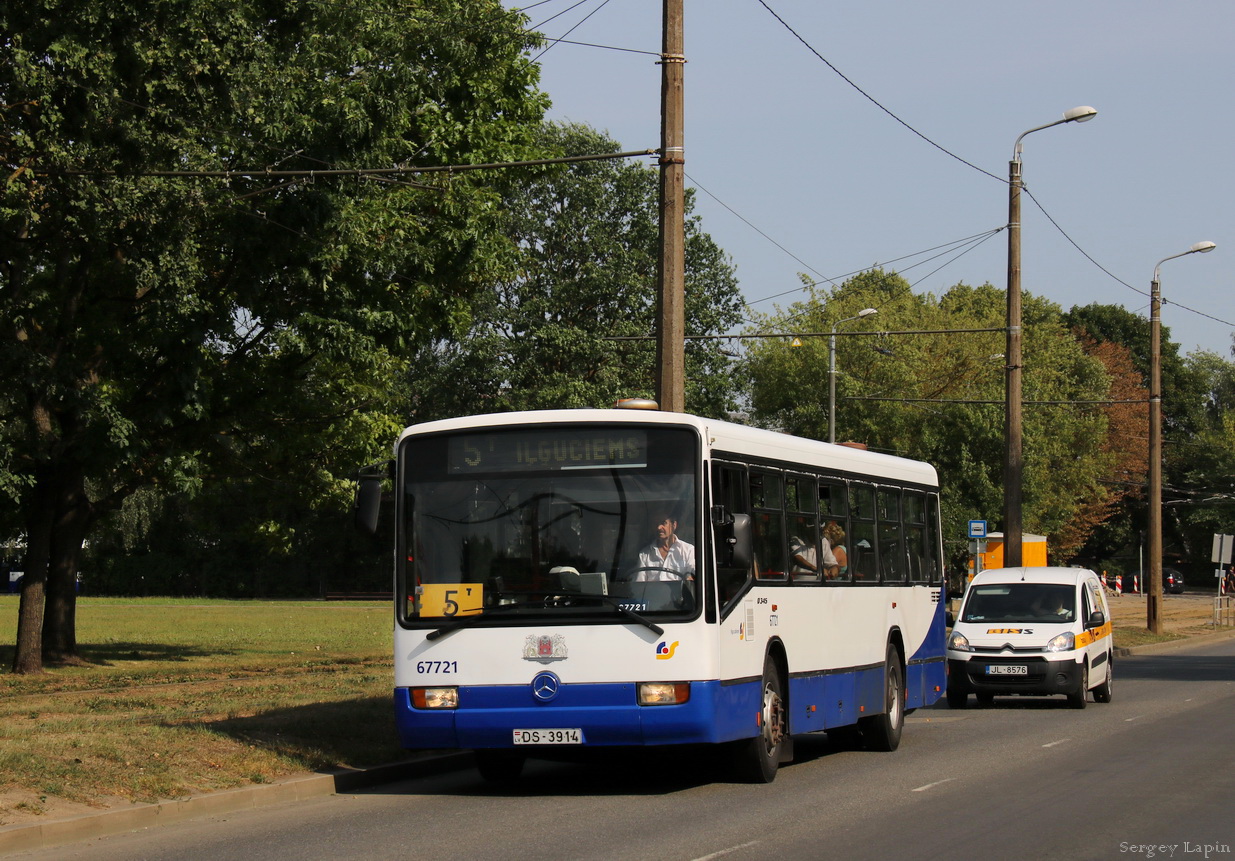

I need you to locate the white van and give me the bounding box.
[946,567,1113,709]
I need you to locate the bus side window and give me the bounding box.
[818,480,849,583]
[786,474,821,583]
[713,462,753,608]
[848,483,877,582]
[750,470,787,581]
[877,487,905,584]
[925,494,942,584]
[904,491,928,583]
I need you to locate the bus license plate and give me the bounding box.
[987,665,1027,675]
[513,728,583,745]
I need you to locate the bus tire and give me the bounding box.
[860,645,904,752]
[733,655,787,783]
[1067,662,1089,709]
[1093,655,1113,703]
[475,750,525,782]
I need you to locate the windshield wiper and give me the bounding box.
[425,589,663,640]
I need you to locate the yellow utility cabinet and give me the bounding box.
[969,532,1047,579]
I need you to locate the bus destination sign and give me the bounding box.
[448,429,647,473]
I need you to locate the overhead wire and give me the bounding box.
[755,0,1234,335]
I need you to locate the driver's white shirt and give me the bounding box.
[636,538,696,581]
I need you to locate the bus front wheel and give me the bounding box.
[733,655,787,783]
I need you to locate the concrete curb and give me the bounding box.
[0,751,473,856]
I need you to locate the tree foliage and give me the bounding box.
[744,271,1116,565]
[1,0,548,670]
[406,121,745,421]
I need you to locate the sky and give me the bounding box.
[503,0,1233,358]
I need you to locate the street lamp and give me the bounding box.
[829,307,878,444]
[1147,240,1216,633]
[1004,105,1097,567]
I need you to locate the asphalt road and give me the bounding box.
[13,638,1235,861]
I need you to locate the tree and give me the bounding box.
[744,271,1116,563]
[1,0,548,671]
[1063,304,1219,572]
[406,121,745,421]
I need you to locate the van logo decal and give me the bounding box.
[985,628,1033,634]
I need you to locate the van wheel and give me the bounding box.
[733,655,786,783]
[945,687,967,709]
[1093,656,1113,703]
[1067,663,1089,709]
[859,645,903,752]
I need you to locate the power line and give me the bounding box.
[755,0,1003,184]
[49,150,657,180]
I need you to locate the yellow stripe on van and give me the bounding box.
[1075,621,1112,649]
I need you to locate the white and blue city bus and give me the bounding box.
[356,405,946,782]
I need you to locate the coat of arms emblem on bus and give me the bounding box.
[523,634,567,662]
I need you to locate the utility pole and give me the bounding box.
[1004,156,1024,568]
[655,0,686,412]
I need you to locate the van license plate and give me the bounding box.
[987,665,1027,675]
[513,729,583,745]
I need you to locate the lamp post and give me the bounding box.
[1147,240,1216,633]
[829,307,878,444]
[1004,105,1097,567]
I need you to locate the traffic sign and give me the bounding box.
[967,520,988,539]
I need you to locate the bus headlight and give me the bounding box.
[947,630,973,652]
[411,687,458,709]
[638,682,690,705]
[1045,632,1075,653]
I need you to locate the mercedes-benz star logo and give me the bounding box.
[531,671,561,703]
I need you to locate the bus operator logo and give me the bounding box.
[656,640,679,660]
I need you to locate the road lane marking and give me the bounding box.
[693,841,760,860]
[1042,738,1071,748]
[912,778,956,792]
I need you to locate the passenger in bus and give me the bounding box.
[823,521,847,579]
[634,510,696,581]
[790,533,835,580]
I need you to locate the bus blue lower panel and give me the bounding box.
[394,680,762,750]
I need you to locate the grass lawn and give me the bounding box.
[0,597,401,825]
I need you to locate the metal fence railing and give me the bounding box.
[1214,595,1233,628]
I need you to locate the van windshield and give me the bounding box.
[962,583,1075,623]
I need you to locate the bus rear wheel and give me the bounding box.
[733,655,787,783]
[860,644,904,752]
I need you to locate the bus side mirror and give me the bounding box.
[711,507,752,570]
[730,514,753,570]
[354,476,383,536]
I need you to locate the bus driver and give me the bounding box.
[635,509,696,582]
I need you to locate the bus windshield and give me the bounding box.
[399,425,700,622]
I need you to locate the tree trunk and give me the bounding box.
[12,469,55,674]
[42,465,91,665]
